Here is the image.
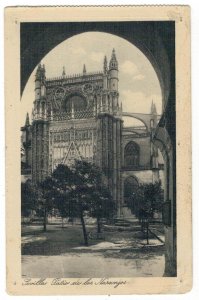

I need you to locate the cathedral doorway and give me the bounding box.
[124,176,139,213]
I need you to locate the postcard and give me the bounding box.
[5,5,191,295]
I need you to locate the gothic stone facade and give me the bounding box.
[21,49,163,215]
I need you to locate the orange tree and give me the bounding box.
[51,160,115,246]
[127,180,164,219]
[21,179,37,219]
[39,177,56,231]
[89,185,115,233]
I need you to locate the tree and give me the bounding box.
[21,179,37,219]
[72,160,116,242]
[69,160,101,246]
[127,180,164,220]
[89,185,115,233]
[39,177,56,231]
[143,181,164,216]
[50,163,90,245]
[51,160,114,246]
[52,164,74,227]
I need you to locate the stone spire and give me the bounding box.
[35,63,42,80]
[151,100,157,115]
[83,64,86,75]
[151,100,154,114]
[62,66,66,76]
[35,63,46,82]
[109,48,118,70]
[103,55,108,73]
[25,112,30,126]
[120,101,123,113]
[153,103,157,114]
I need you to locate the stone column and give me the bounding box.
[31,123,37,184]
[112,119,117,204]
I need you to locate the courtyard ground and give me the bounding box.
[21,220,165,278]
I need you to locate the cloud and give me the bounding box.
[73,47,86,56]
[120,90,162,115]
[120,60,138,75]
[132,74,145,81]
[90,51,104,63]
[120,60,145,81]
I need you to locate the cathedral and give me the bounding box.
[21,49,163,216]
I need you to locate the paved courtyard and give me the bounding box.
[21,223,165,278]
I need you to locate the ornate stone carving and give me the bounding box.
[54,87,65,99]
[53,87,65,110]
[82,83,93,94]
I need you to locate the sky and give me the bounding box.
[21,32,162,127]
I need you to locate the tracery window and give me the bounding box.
[124,141,140,167]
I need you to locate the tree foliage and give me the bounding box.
[126,180,164,219]
[38,177,56,231]
[50,160,114,244]
[22,160,115,240]
[21,179,37,217]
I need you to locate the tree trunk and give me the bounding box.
[62,217,64,228]
[43,207,47,232]
[80,212,88,246]
[146,220,149,245]
[97,216,101,234]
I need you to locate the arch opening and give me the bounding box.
[64,94,87,113]
[21,25,170,111]
[20,23,176,276]
[124,176,139,212]
[21,31,163,126]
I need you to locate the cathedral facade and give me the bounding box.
[21,49,163,216]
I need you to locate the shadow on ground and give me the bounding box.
[22,223,165,260]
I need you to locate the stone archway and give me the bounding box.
[153,125,176,276]
[21,22,173,111]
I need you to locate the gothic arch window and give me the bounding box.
[124,141,140,167]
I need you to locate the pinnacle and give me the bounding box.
[25,112,30,126]
[111,48,116,59]
[83,64,86,74]
[62,66,66,76]
[109,48,118,70]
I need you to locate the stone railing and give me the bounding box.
[52,109,95,121]
[46,71,103,86]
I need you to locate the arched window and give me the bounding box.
[124,141,140,167]
[64,94,87,112]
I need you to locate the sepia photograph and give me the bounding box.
[5,6,191,295]
[20,22,174,279]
